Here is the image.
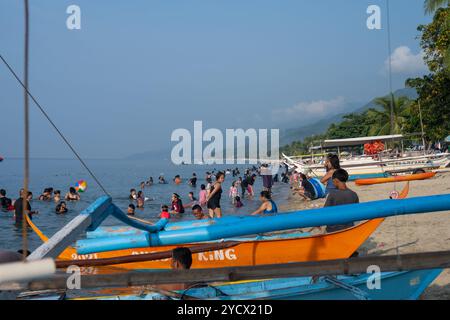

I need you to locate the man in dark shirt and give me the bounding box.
[0,189,12,211]
[324,169,359,233]
[13,190,32,225]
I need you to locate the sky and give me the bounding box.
[0,0,432,159]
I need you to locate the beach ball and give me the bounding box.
[75,180,87,193]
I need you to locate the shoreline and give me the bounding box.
[279,172,450,299]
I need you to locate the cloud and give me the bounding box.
[272,96,347,123]
[385,46,427,74]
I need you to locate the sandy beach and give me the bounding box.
[279,172,450,300]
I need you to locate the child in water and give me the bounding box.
[55,201,68,214]
[136,191,145,208]
[160,205,171,219]
[129,189,137,200]
[198,184,207,206]
[127,204,136,216]
[235,196,243,208]
[229,181,238,204]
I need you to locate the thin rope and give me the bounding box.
[21,0,29,261]
[386,0,400,258]
[0,55,111,197]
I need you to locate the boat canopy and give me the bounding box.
[322,134,404,148]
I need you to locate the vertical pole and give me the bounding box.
[418,100,426,154]
[386,0,395,138]
[22,0,30,260]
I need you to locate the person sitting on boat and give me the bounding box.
[251,191,278,215]
[65,187,80,201]
[0,189,13,212]
[55,201,68,214]
[171,193,185,215]
[324,169,359,233]
[293,173,317,201]
[321,154,341,193]
[192,204,208,220]
[127,203,136,216]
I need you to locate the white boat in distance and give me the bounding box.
[283,135,450,177]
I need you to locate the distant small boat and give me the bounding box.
[355,172,436,186]
[0,156,3,162]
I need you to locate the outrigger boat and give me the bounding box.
[64,269,442,301]
[283,134,450,177]
[355,172,436,186]
[26,186,410,270]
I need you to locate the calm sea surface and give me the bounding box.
[0,158,289,252]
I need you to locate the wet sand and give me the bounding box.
[279,172,450,300]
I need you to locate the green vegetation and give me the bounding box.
[280,5,450,156]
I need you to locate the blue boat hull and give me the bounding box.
[90,269,442,300]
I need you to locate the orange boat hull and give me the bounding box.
[355,172,435,186]
[37,219,383,270]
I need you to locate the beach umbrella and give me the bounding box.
[75,180,87,193]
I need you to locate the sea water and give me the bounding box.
[0,158,289,252]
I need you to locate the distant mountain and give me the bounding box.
[280,88,417,146]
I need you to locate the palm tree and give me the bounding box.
[424,0,449,14]
[366,96,412,136]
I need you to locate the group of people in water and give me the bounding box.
[127,165,279,223]
[0,186,83,225]
[2,154,359,235]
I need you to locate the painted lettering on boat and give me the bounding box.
[198,249,237,261]
[71,253,98,260]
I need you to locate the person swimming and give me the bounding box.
[55,201,68,214]
[235,196,243,208]
[127,203,136,216]
[184,192,198,209]
[158,176,167,184]
[129,188,137,200]
[251,191,278,215]
[65,187,80,201]
[136,191,145,208]
[0,189,13,212]
[188,173,197,187]
[53,190,61,203]
[192,204,208,220]
[38,188,53,201]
